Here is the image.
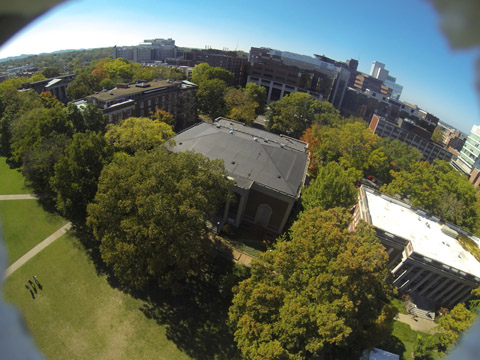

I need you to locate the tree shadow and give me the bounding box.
[139,255,249,360]
[378,334,407,359]
[67,223,125,290]
[68,224,249,359]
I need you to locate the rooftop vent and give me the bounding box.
[441,225,459,239]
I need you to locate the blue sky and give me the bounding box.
[1,0,479,133]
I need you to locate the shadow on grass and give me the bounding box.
[378,334,407,359]
[69,223,249,359]
[139,255,249,360]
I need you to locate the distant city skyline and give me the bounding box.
[0,0,478,133]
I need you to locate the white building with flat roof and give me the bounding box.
[351,186,480,308]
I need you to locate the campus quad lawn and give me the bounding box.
[0,200,67,265]
[3,232,192,360]
[0,157,30,194]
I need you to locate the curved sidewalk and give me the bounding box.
[3,222,72,280]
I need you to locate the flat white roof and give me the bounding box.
[363,188,480,278]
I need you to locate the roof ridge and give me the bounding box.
[261,144,297,195]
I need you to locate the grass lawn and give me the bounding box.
[381,320,425,360]
[3,232,192,360]
[0,157,30,194]
[0,200,67,265]
[392,297,409,315]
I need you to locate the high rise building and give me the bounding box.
[369,61,403,100]
[458,125,480,173]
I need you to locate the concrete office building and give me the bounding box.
[351,186,480,308]
[369,114,452,163]
[370,61,403,100]
[247,47,351,108]
[113,38,177,63]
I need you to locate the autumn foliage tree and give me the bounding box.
[105,117,175,154]
[303,121,380,176]
[229,207,397,359]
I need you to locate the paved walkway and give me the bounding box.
[0,194,39,200]
[3,222,72,280]
[1,193,72,280]
[396,313,437,333]
[209,233,255,267]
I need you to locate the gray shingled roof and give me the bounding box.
[168,121,308,198]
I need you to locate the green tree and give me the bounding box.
[229,208,397,359]
[413,334,436,360]
[435,303,475,353]
[22,135,70,194]
[245,82,267,115]
[105,117,175,154]
[224,87,258,125]
[65,103,108,134]
[368,138,422,184]
[191,62,234,86]
[305,122,380,175]
[87,148,232,291]
[42,66,61,78]
[301,162,360,211]
[383,160,480,232]
[51,131,113,222]
[431,125,444,143]
[196,78,228,119]
[266,92,322,138]
[103,58,133,83]
[99,77,115,90]
[10,93,71,164]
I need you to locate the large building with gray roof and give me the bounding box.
[167,118,309,234]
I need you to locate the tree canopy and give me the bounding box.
[51,131,113,222]
[302,121,380,176]
[196,78,228,119]
[86,148,232,291]
[105,117,175,154]
[191,62,234,87]
[224,87,258,125]
[383,160,480,232]
[229,207,397,359]
[301,162,360,211]
[266,93,340,138]
[245,83,267,115]
[367,138,422,184]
